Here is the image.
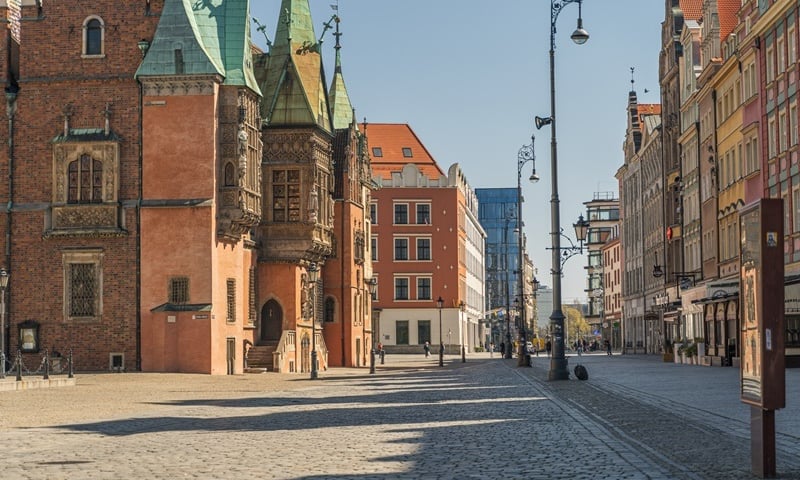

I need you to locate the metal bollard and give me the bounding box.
[68,349,74,379]
[0,352,5,380]
[15,350,22,381]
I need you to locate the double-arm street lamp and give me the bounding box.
[308,262,320,380]
[437,296,444,367]
[535,0,589,381]
[516,136,539,364]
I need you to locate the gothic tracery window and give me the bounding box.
[68,154,103,204]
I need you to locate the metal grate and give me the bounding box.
[169,277,189,304]
[226,278,236,323]
[70,263,96,316]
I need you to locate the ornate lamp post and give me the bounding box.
[517,137,539,363]
[503,217,513,359]
[368,277,378,374]
[437,296,444,367]
[308,262,320,380]
[535,0,589,381]
[0,268,8,377]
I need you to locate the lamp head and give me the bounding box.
[436,296,444,309]
[535,116,552,130]
[653,264,664,278]
[571,15,589,45]
[0,268,8,289]
[529,170,540,183]
[307,262,320,283]
[367,277,378,295]
[573,214,589,243]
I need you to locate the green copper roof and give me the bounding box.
[256,0,332,132]
[329,38,355,130]
[136,0,260,95]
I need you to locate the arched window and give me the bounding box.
[83,17,104,56]
[224,162,236,186]
[68,154,103,204]
[324,297,335,323]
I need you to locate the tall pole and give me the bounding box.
[437,296,444,367]
[504,219,512,359]
[308,263,319,380]
[547,0,588,381]
[517,138,536,364]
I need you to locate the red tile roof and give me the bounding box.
[360,123,445,180]
[680,0,703,21]
[638,103,662,122]
[717,0,740,40]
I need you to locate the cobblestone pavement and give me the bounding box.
[1,353,799,479]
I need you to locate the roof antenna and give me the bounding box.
[630,66,635,90]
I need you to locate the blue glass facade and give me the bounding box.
[475,188,521,326]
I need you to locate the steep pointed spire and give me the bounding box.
[257,0,332,131]
[329,15,355,130]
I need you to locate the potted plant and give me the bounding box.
[662,339,674,362]
[685,342,697,364]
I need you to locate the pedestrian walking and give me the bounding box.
[604,339,612,356]
[499,341,505,356]
[423,341,430,358]
[545,339,552,357]
[489,342,495,358]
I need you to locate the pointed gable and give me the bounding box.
[716,0,739,41]
[679,0,703,21]
[136,0,259,94]
[257,0,332,132]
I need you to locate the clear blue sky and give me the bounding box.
[250,1,664,303]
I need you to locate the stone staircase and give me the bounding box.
[244,342,278,373]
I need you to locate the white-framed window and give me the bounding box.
[394,277,409,300]
[768,116,777,158]
[393,203,408,224]
[82,16,105,57]
[370,203,377,224]
[416,237,431,260]
[416,277,431,300]
[790,24,798,64]
[767,44,775,83]
[416,203,431,224]
[780,108,788,152]
[394,237,408,261]
[778,33,786,75]
[791,101,798,146]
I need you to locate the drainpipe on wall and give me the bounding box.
[4,86,17,361]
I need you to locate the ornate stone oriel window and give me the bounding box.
[62,249,103,322]
[50,132,122,237]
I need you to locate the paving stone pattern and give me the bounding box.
[1,353,799,479]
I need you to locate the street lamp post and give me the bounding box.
[308,262,320,380]
[368,277,378,375]
[503,217,513,359]
[536,0,589,380]
[0,268,8,377]
[436,296,444,367]
[517,136,539,365]
[459,301,466,363]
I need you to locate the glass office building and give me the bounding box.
[475,188,522,345]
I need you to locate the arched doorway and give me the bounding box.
[260,299,282,343]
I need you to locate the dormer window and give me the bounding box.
[372,147,383,157]
[402,147,413,158]
[83,16,105,57]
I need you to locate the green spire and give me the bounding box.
[329,16,355,130]
[257,0,332,131]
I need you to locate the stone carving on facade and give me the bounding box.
[140,75,220,97]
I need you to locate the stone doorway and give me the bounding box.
[260,299,282,343]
